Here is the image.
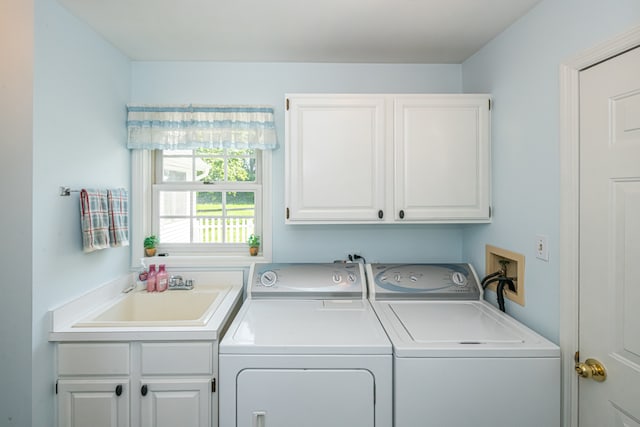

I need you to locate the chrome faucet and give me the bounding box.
[168,275,194,290]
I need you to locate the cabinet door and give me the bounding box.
[58,378,129,427]
[286,95,387,222]
[139,378,211,427]
[394,95,491,222]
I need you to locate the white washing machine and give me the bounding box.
[367,263,561,427]
[219,263,392,427]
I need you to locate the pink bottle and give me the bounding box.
[147,264,157,292]
[156,264,168,292]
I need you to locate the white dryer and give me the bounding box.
[367,263,560,427]
[219,263,392,427]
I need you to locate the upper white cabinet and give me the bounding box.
[394,95,491,221]
[285,94,491,223]
[285,95,387,222]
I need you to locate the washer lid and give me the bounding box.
[220,299,391,355]
[390,302,523,344]
[372,301,559,357]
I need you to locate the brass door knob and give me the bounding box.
[575,358,607,382]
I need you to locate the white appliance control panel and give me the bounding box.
[249,263,366,299]
[368,263,481,300]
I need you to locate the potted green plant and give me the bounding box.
[247,234,260,256]
[144,235,159,257]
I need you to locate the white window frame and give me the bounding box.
[130,149,272,268]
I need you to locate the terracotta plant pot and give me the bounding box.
[145,248,156,257]
[249,246,259,256]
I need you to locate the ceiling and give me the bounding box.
[57,0,541,64]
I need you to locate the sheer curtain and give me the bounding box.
[126,104,277,150]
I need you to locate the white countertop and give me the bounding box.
[49,271,244,342]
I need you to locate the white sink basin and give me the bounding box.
[73,286,231,328]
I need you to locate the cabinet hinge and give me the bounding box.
[488,99,492,110]
[55,380,58,395]
[489,206,492,217]
[286,207,290,220]
[211,378,216,393]
[286,98,290,111]
[574,351,580,363]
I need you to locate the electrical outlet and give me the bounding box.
[536,235,549,261]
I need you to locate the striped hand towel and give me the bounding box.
[80,189,110,252]
[107,188,129,247]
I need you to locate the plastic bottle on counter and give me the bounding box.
[157,264,168,292]
[136,259,148,291]
[147,264,157,292]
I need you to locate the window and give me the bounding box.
[127,103,275,266]
[154,148,261,252]
[131,148,271,265]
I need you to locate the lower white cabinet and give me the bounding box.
[139,378,211,427]
[57,378,130,427]
[56,342,216,427]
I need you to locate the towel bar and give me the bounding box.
[59,186,80,196]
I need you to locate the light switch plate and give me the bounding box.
[535,235,549,261]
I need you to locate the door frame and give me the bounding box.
[559,24,640,427]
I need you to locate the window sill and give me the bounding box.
[137,254,271,269]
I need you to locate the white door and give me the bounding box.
[579,46,640,426]
[285,95,386,222]
[57,379,129,427]
[236,369,375,427]
[139,378,211,427]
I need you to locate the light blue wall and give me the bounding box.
[461,0,640,342]
[12,2,637,424]
[0,1,34,425]
[32,0,131,425]
[131,62,466,264]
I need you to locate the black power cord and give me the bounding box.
[480,271,502,288]
[495,278,516,312]
[480,272,517,313]
[348,254,366,264]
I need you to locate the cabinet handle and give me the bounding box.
[399,210,405,219]
[115,384,123,397]
[378,210,383,219]
[141,384,148,396]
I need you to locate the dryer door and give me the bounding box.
[236,369,375,427]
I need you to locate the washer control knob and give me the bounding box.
[451,272,467,286]
[260,270,278,287]
[332,273,342,284]
[348,273,357,283]
[394,273,402,282]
